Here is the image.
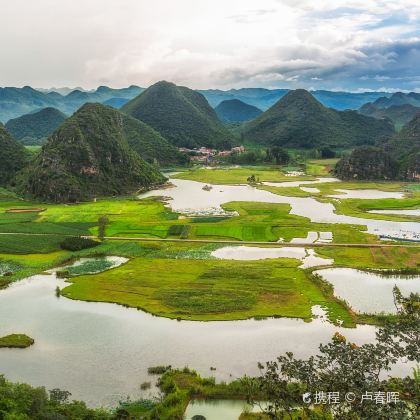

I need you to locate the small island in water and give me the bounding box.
[0,334,34,349]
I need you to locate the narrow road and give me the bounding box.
[83,235,420,248]
[1,232,419,248]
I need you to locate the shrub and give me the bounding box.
[140,382,151,390]
[148,365,171,375]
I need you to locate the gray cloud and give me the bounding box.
[0,0,419,91]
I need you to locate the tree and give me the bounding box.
[319,146,336,159]
[335,146,399,180]
[98,215,110,240]
[247,175,257,184]
[266,147,290,165]
[244,287,419,419]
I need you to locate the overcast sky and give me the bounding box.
[1,0,420,91]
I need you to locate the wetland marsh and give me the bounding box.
[0,165,419,407]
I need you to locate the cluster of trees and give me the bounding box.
[227,147,291,165]
[0,379,112,419]
[336,114,420,181]
[227,146,337,166]
[335,146,399,180]
[244,287,420,419]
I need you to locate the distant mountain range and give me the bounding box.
[0,85,143,122]
[359,103,420,131]
[122,81,234,149]
[199,89,392,111]
[215,99,262,123]
[0,84,397,123]
[370,92,420,108]
[5,107,67,145]
[240,89,395,149]
[358,92,420,131]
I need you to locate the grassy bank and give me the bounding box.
[61,255,353,324]
[173,167,315,184]
[305,158,338,176]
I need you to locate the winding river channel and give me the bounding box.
[141,178,420,237]
[0,176,419,407]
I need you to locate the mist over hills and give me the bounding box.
[0,83,397,123]
[371,92,420,109]
[215,99,262,123]
[199,88,392,111]
[0,85,143,122]
[241,89,395,149]
[359,103,420,131]
[359,92,420,131]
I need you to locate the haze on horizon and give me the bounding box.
[2,0,420,92]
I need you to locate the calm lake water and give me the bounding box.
[211,246,334,268]
[184,399,264,420]
[0,270,382,407]
[1,179,419,408]
[140,178,420,238]
[328,189,404,199]
[316,268,420,314]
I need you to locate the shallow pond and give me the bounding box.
[58,256,128,276]
[316,268,420,314]
[263,177,339,188]
[211,246,334,268]
[140,179,419,238]
[328,189,405,199]
[0,272,383,407]
[184,399,263,420]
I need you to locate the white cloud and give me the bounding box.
[0,0,419,90]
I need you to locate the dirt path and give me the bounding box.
[84,235,420,248]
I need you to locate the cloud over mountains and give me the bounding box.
[1,0,419,91]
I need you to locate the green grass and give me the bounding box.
[0,234,65,254]
[0,251,70,287]
[315,180,411,195]
[173,167,315,184]
[61,256,353,324]
[317,246,420,269]
[0,334,34,348]
[24,145,42,154]
[305,159,338,176]
[188,201,371,244]
[333,197,420,222]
